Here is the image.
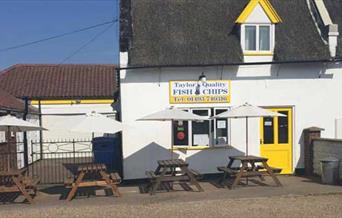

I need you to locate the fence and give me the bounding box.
[28,139,94,184]
[0,138,121,184]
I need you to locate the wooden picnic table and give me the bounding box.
[65,163,121,201]
[146,159,203,195]
[0,168,39,204]
[217,155,282,189]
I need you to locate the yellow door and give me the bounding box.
[260,108,293,174]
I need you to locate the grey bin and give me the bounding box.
[320,157,340,185]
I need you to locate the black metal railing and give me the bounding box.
[1,139,119,184]
[28,139,94,184]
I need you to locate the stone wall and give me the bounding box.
[313,138,342,177]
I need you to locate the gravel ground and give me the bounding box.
[1,194,342,218]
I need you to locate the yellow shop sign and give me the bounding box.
[169,80,231,104]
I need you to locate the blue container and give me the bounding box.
[92,136,121,172]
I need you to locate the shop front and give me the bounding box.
[119,63,342,179]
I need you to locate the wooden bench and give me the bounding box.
[0,170,39,204]
[110,172,122,184]
[218,166,282,176]
[256,166,282,174]
[65,163,122,201]
[22,176,40,187]
[146,159,204,195]
[145,171,158,180]
[64,177,74,188]
[188,169,203,179]
[217,166,239,175]
[218,156,283,189]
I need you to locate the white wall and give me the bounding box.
[33,103,115,154]
[120,61,342,179]
[39,104,115,140]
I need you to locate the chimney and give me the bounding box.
[328,24,339,58]
[311,0,339,58]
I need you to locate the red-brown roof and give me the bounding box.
[0,64,117,99]
[0,88,37,112]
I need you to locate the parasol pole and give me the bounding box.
[246,117,249,185]
[171,119,174,160]
[7,126,11,171]
[246,117,248,156]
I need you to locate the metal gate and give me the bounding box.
[28,139,94,184]
[1,137,123,184]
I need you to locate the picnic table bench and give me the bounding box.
[146,159,204,195]
[0,169,40,204]
[217,155,282,189]
[64,163,121,201]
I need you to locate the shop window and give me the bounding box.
[173,109,189,146]
[192,109,210,146]
[213,109,229,145]
[173,108,229,147]
[173,120,189,146]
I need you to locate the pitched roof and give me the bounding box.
[0,88,37,112]
[269,0,330,61]
[236,0,282,24]
[122,0,331,66]
[324,0,342,57]
[0,64,117,100]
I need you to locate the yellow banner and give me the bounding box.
[169,80,231,104]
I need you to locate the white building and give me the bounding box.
[0,64,118,151]
[119,0,342,180]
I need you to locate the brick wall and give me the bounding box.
[313,138,342,178]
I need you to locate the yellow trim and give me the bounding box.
[31,99,114,105]
[172,145,232,151]
[236,0,282,24]
[243,51,273,56]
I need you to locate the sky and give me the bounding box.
[0,0,119,70]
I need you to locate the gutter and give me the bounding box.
[117,58,341,71]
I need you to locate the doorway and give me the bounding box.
[260,107,293,174]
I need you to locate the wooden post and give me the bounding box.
[23,97,29,168]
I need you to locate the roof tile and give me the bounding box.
[0,64,117,99]
[0,88,36,112]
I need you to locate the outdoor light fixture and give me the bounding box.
[198,72,207,83]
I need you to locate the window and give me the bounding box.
[259,26,270,51]
[213,109,229,145]
[192,109,210,146]
[245,26,256,50]
[243,24,272,52]
[173,109,189,146]
[173,108,229,148]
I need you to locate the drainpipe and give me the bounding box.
[38,100,43,158]
[328,24,339,58]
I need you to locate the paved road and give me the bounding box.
[1,194,342,218]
